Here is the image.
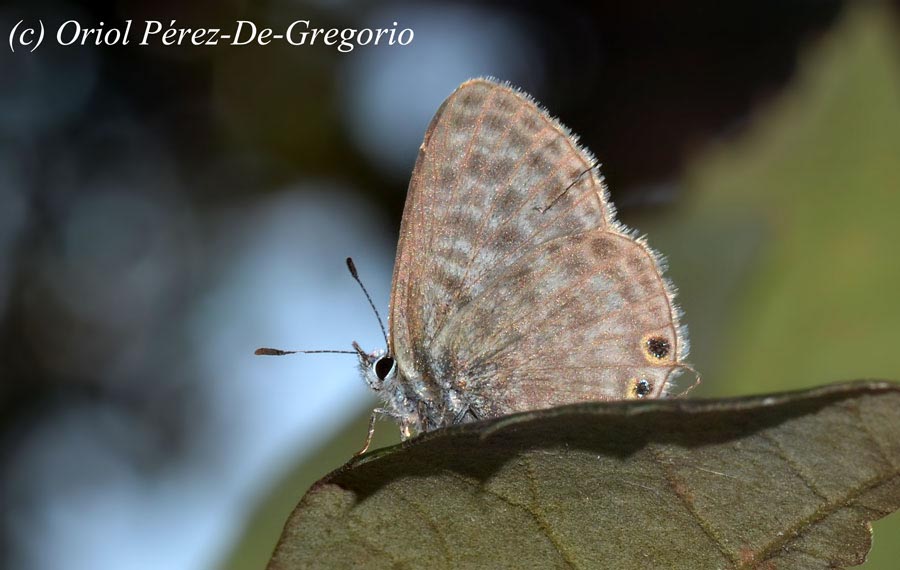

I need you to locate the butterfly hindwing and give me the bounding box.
[431,229,682,416]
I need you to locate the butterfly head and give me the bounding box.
[353,341,397,391]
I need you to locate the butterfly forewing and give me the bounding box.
[389,78,686,426]
[391,81,611,371]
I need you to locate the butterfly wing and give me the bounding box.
[431,230,684,416]
[389,78,686,422]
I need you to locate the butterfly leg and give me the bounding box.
[354,407,394,457]
[451,404,481,425]
[452,405,470,425]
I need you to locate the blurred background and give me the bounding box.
[1,1,899,568]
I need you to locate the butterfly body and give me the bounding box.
[353,77,691,449]
[358,347,469,437]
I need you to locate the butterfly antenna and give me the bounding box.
[346,257,390,349]
[351,341,369,360]
[255,348,356,356]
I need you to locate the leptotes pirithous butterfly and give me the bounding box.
[261,78,691,452]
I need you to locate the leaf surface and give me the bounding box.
[268,381,900,569]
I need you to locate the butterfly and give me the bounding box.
[259,78,692,454]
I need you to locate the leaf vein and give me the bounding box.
[847,400,898,471]
[346,511,404,565]
[442,467,577,568]
[759,431,829,502]
[395,493,455,564]
[650,446,738,566]
[524,455,579,569]
[744,471,900,569]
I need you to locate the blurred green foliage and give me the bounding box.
[659,2,900,399]
[224,3,900,568]
[651,4,900,567]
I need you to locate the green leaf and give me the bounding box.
[267,382,900,569]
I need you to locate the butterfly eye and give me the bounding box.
[373,356,396,381]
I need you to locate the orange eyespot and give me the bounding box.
[627,378,653,399]
[642,334,671,361]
